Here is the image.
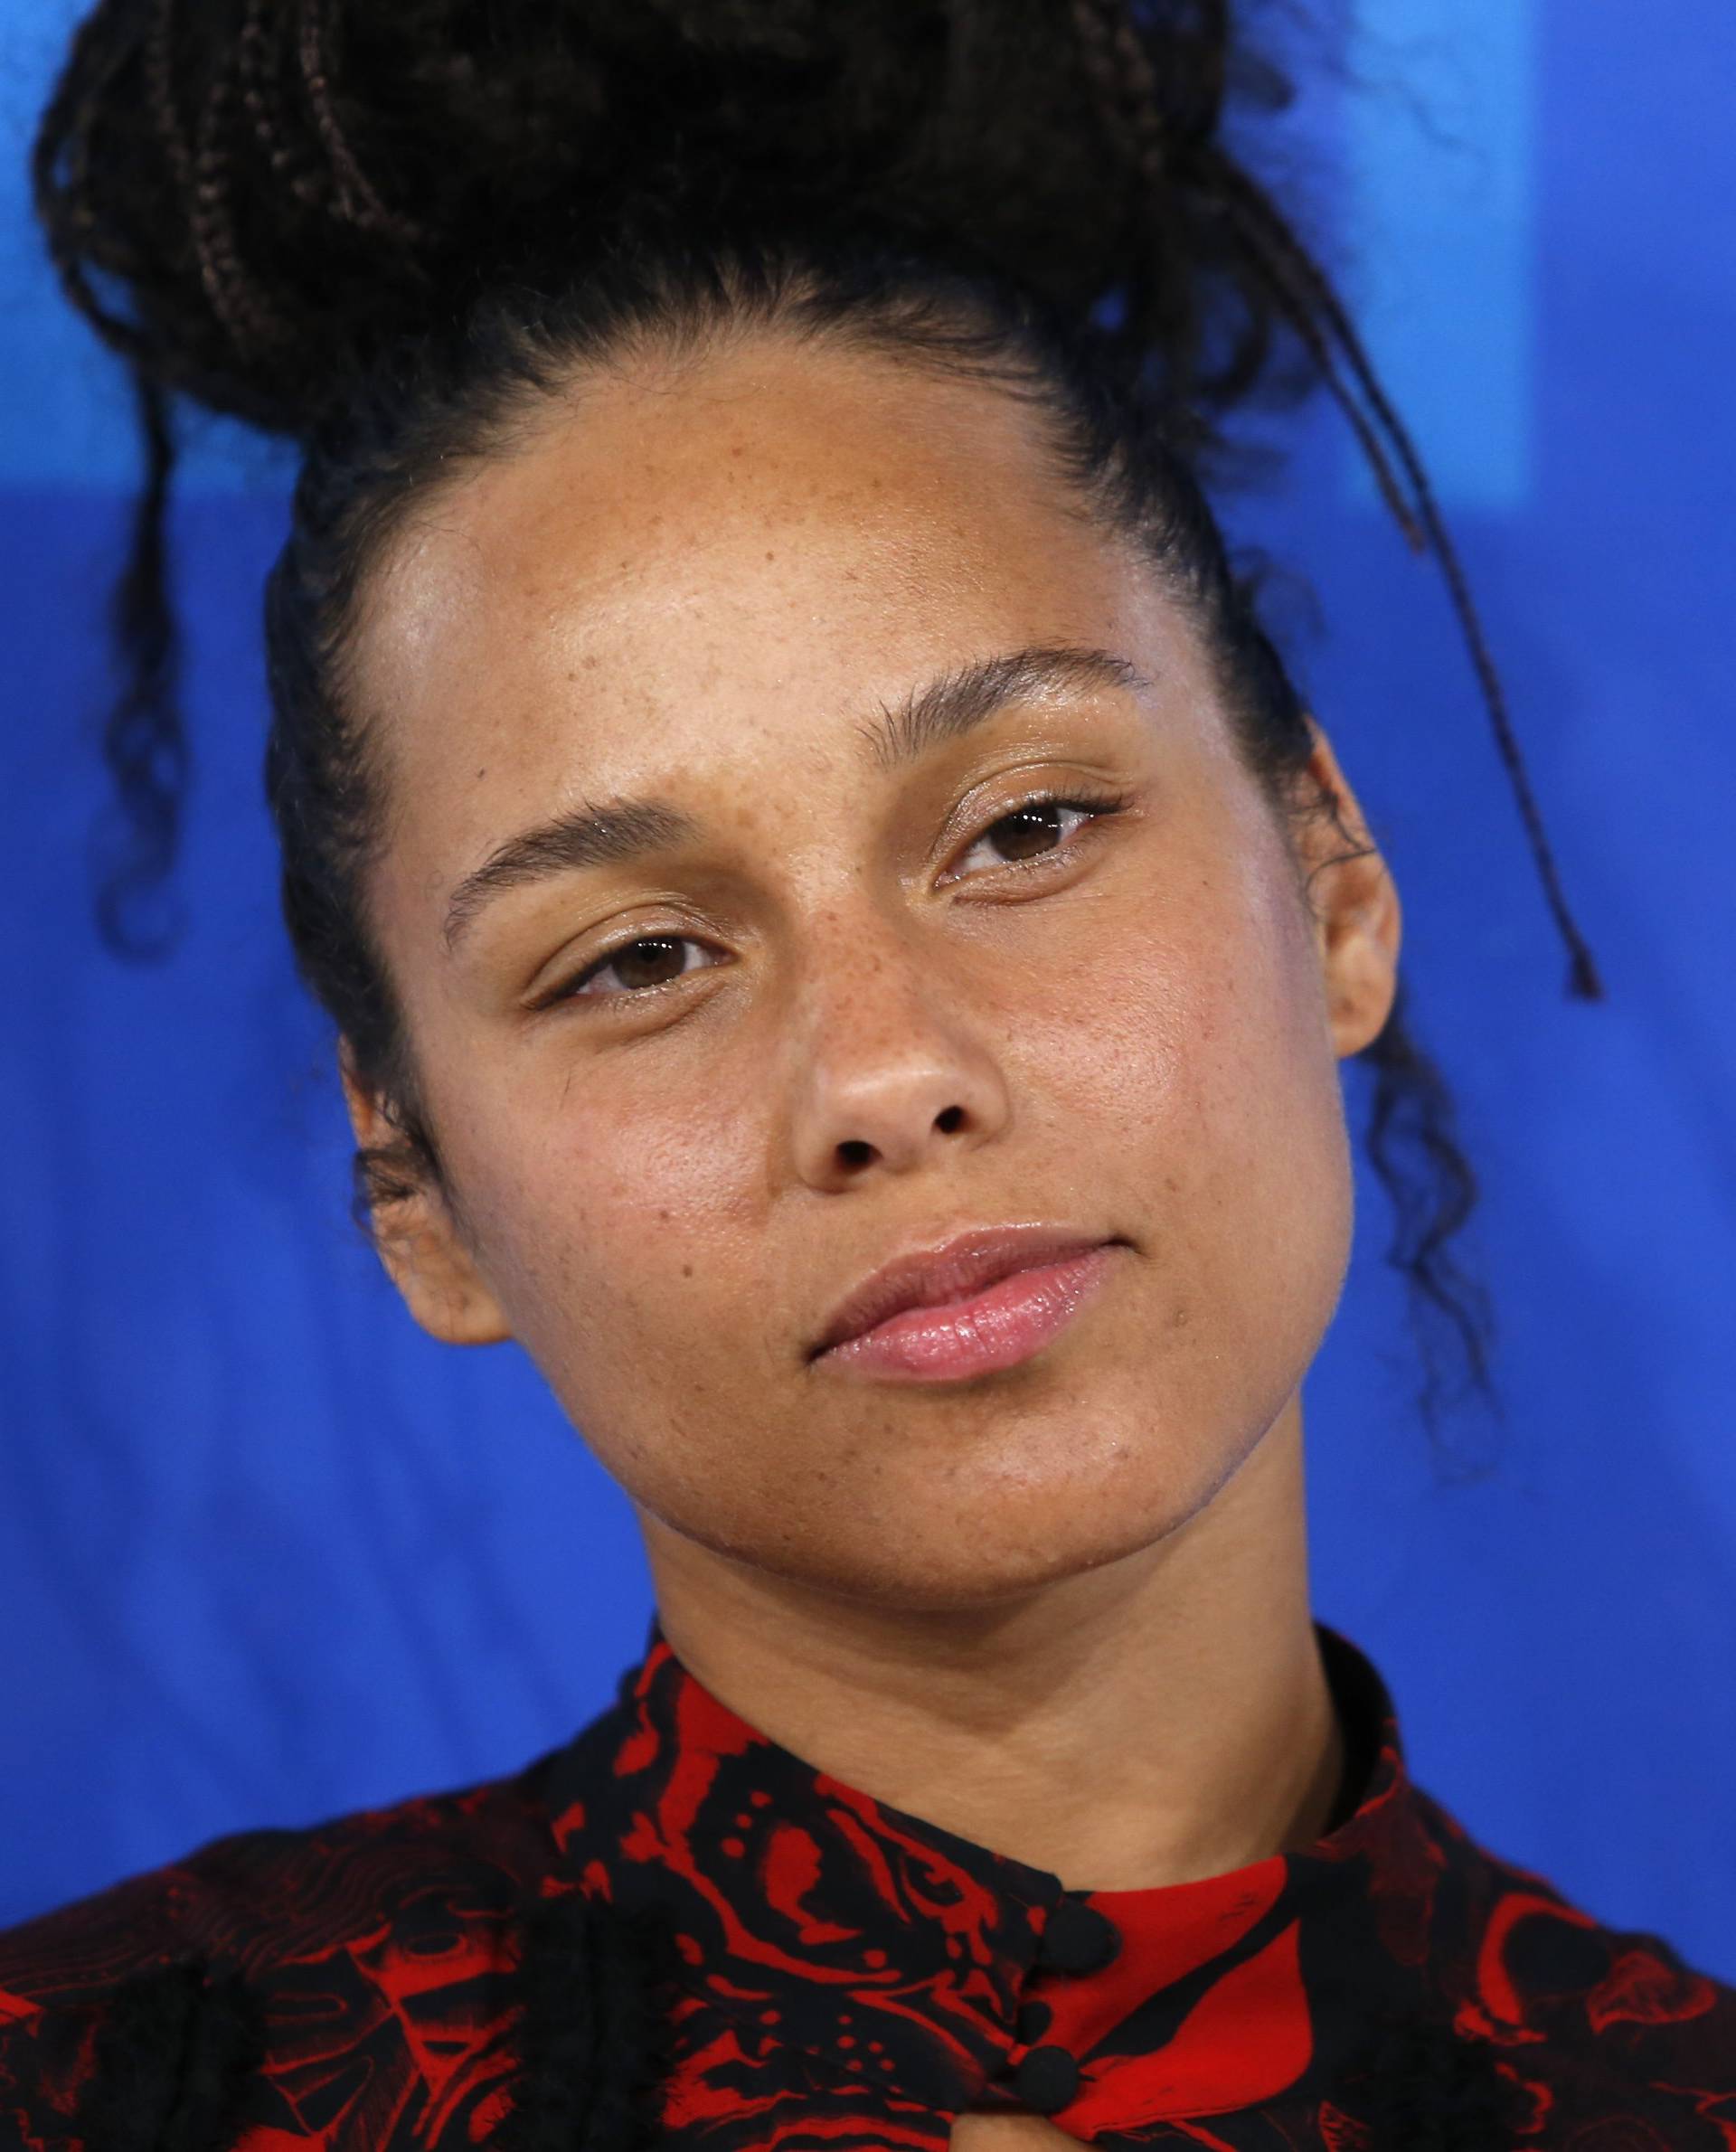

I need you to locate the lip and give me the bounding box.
[813,1243,1125,1383]
[807,1224,1124,1364]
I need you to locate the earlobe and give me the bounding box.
[1325,887,1401,1061]
[336,1043,514,1347]
[1295,720,1403,1062]
[373,1207,515,1346]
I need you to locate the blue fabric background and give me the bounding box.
[3,0,1732,1978]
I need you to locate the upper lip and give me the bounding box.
[808,1224,1118,1359]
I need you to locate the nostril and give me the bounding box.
[935,1104,965,1132]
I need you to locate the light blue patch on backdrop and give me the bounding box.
[5,0,1535,507]
[1340,0,1537,513]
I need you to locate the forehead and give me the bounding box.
[352,335,1191,850]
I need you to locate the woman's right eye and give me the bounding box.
[551,934,721,1006]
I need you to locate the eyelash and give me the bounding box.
[542,784,1134,1009]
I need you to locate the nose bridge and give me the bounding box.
[781,880,1008,1184]
[790,875,955,1055]
[804,887,930,1030]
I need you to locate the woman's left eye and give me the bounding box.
[539,788,1131,1011]
[948,789,1131,881]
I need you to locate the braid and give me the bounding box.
[95,373,186,958]
[1214,152,1606,1001]
[495,1886,685,2152]
[190,38,285,362]
[71,1955,267,2152]
[1360,979,1500,1451]
[1066,0,1603,1004]
[295,0,425,243]
[32,1,147,369]
[145,0,193,199]
[1068,0,1198,417]
[1206,152,1428,546]
[238,0,303,202]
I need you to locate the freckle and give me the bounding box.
[764,550,776,563]
[681,1262,693,1278]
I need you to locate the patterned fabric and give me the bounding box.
[1,1619,1732,2149]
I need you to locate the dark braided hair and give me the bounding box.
[33,0,1605,1461]
[73,1953,268,2152]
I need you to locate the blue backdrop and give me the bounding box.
[4,1,1733,1977]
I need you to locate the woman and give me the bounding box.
[4,1,1727,2147]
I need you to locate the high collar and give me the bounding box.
[540,1618,1459,2144]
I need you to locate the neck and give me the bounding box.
[638,1393,1342,1892]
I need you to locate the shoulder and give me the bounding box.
[0,1753,563,1998]
[1411,1781,1736,2136]
[0,1755,577,2149]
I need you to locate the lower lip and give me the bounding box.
[815,1243,1123,1383]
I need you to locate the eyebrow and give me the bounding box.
[441,641,1153,954]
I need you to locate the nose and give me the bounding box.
[786,923,1010,1190]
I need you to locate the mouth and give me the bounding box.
[807,1228,1130,1383]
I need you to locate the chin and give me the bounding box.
[747,1477,1205,1616]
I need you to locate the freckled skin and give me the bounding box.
[344,335,1401,1892]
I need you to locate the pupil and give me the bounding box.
[617,937,684,989]
[994,803,1062,863]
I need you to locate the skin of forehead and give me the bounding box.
[348,331,1250,967]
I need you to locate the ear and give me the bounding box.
[1291,717,1403,1060]
[337,1043,514,1346]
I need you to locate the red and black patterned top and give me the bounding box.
[1,1619,1731,2150]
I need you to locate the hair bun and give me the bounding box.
[34,0,1292,444]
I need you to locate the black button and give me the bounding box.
[1036,1897,1121,1975]
[1014,2043,1079,2114]
[1014,1997,1052,2045]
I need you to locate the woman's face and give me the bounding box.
[345,333,1399,1612]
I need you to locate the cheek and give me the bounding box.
[1023,815,1351,1367]
[446,1060,775,1394]
[452,1067,821,1538]
[1021,817,1339,1151]
[1157,837,1354,1364]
